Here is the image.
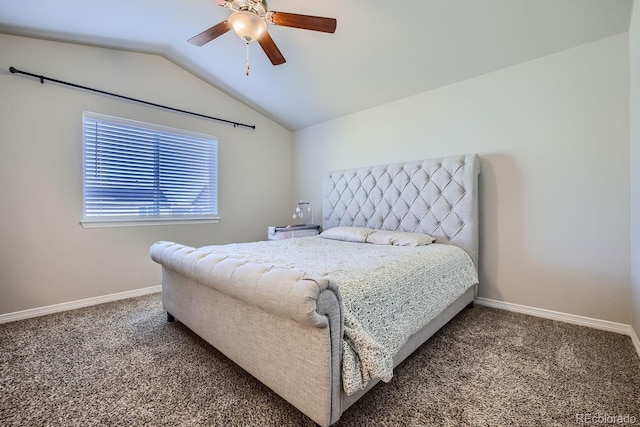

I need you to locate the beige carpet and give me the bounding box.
[1,293,638,426]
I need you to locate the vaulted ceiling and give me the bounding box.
[0,0,633,130]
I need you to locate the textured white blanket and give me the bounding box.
[200,236,478,394]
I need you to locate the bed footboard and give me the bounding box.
[150,242,344,426]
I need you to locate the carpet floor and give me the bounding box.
[1,293,638,426]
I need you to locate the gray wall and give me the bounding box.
[0,34,294,314]
[630,3,640,336]
[294,34,631,324]
[2,29,636,331]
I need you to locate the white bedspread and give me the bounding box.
[199,236,478,394]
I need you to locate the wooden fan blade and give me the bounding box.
[269,12,337,34]
[258,32,286,65]
[188,21,231,46]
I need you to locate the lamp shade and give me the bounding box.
[228,11,267,42]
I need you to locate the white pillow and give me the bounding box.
[320,226,374,243]
[366,229,435,246]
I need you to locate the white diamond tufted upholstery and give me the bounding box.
[322,154,480,267]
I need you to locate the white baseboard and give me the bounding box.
[474,297,632,335]
[631,327,640,360]
[475,297,640,361]
[0,285,161,324]
[3,289,639,361]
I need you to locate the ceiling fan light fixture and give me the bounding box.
[228,10,266,42]
[189,0,336,71]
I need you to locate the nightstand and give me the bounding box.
[268,224,320,240]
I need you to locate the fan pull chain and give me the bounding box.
[245,42,250,76]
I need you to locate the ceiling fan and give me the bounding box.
[188,0,337,73]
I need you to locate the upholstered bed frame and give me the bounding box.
[150,154,480,426]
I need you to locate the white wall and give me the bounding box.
[630,3,640,335]
[0,34,294,315]
[294,34,631,324]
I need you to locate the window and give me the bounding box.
[82,112,218,227]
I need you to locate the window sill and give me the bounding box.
[80,217,221,228]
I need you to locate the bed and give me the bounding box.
[150,153,480,426]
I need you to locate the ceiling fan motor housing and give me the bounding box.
[223,0,267,18]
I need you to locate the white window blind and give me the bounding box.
[82,112,218,227]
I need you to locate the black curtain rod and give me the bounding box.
[9,66,256,130]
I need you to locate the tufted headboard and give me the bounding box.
[322,154,480,267]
